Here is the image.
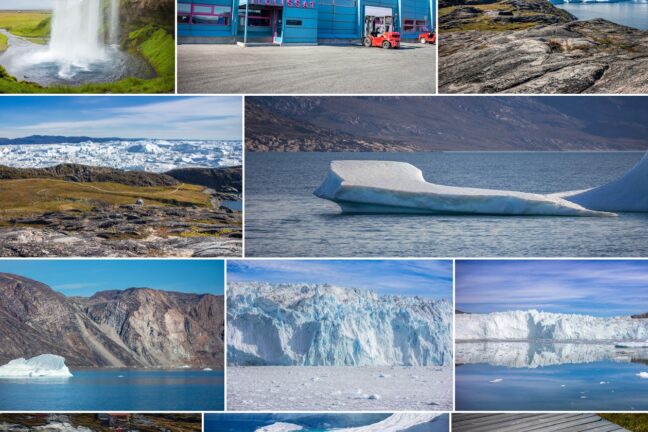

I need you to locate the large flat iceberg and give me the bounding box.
[456,310,648,341]
[314,160,612,216]
[0,354,73,378]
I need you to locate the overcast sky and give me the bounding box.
[0,0,52,9]
[0,96,242,140]
[228,260,453,299]
[456,260,648,317]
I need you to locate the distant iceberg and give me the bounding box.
[315,152,648,215]
[615,341,648,348]
[456,310,648,341]
[314,161,612,216]
[0,354,73,378]
[256,423,304,432]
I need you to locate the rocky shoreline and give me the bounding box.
[439,0,648,93]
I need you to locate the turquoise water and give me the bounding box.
[204,414,450,431]
[456,360,648,410]
[553,0,648,29]
[245,152,648,257]
[0,370,224,411]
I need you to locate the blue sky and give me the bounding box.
[0,97,242,140]
[0,0,51,9]
[456,260,648,317]
[228,260,453,299]
[0,260,225,296]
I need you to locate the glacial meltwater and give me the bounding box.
[245,151,648,257]
[456,342,648,411]
[553,0,648,30]
[0,0,154,86]
[0,369,224,410]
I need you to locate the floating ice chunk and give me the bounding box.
[256,423,304,432]
[489,378,503,384]
[203,368,213,371]
[332,413,441,432]
[314,161,613,216]
[636,372,648,379]
[562,151,648,212]
[615,341,648,348]
[600,381,610,384]
[0,354,73,378]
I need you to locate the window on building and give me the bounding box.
[239,8,272,27]
[177,3,232,25]
[402,18,428,32]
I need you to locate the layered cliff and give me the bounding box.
[0,273,224,368]
[227,282,453,366]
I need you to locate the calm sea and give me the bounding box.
[554,0,648,29]
[245,152,648,257]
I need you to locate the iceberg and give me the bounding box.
[314,161,612,216]
[256,423,304,432]
[227,283,452,367]
[332,413,440,432]
[456,310,648,341]
[615,341,648,348]
[0,354,73,378]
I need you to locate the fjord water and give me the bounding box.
[245,152,648,257]
[205,414,450,432]
[456,343,648,410]
[554,0,648,30]
[0,370,224,410]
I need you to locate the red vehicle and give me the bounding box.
[418,30,436,44]
[363,8,400,49]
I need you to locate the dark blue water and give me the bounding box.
[553,0,648,29]
[0,370,224,411]
[204,413,449,431]
[245,152,648,257]
[456,361,648,411]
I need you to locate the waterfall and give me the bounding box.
[48,0,105,77]
[109,0,120,45]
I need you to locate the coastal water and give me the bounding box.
[0,370,224,410]
[456,359,648,411]
[204,413,450,432]
[554,0,648,29]
[245,152,648,257]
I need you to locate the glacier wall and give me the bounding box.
[456,310,648,341]
[227,283,453,366]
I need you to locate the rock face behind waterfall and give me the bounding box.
[0,273,224,368]
[227,282,453,366]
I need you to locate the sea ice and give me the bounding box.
[0,354,73,378]
[636,372,648,379]
[489,378,503,383]
[256,423,304,432]
[313,160,612,216]
[615,341,648,348]
[331,413,441,431]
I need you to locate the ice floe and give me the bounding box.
[0,354,73,378]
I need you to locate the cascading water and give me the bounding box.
[109,0,120,45]
[48,0,105,78]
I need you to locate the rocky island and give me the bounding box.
[439,0,648,93]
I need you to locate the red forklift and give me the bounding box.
[418,26,436,44]
[363,6,400,49]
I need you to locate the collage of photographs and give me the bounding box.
[0,0,647,431]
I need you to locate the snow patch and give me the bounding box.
[0,354,73,378]
[314,160,613,216]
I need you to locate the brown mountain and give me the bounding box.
[246,96,648,151]
[0,273,224,368]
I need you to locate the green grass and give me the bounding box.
[0,33,7,52]
[0,179,210,223]
[0,11,50,36]
[0,18,175,93]
[600,414,648,432]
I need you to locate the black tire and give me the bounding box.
[382,40,391,49]
[363,37,372,47]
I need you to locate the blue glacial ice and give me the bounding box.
[227,283,452,367]
[314,153,648,215]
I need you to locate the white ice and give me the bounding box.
[331,413,441,432]
[456,309,648,341]
[637,372,648,379]
[0,354,73,378]
[256,423,304,432]
[227,282,452,367]
[0,140,242,173]
[227,365,452,411]
[615,341,648,348]
[313,160,612,216]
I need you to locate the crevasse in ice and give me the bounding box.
[227,283,452,366]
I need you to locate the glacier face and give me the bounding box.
[0,140,242,173]
[456,310,648,341]
[0,354,73,378]
[227,283,452,366]
[313,161,611,217]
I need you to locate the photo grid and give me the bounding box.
[0,0,647,431]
